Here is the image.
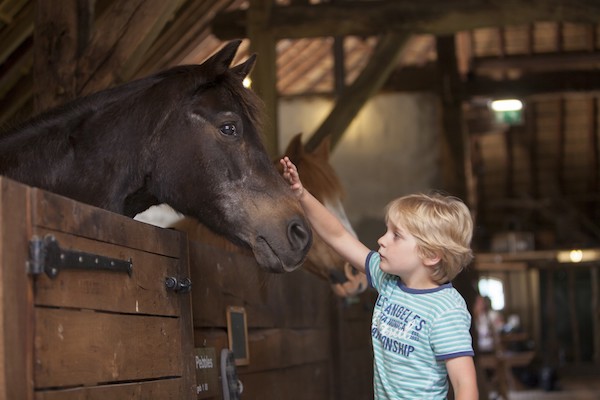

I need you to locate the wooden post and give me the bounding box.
[247,0,279,158]
[0,178,35,400]
[545,268,559,366]
[436,35,468,199]
[567,269,581,364]
[33,0,91,113]
[592,266,600,365]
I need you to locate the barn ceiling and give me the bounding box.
[1,0,600,253]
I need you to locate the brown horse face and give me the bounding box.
[151,41,312,273]
[281,134,367,296]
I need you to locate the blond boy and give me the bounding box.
[281,157,478,400]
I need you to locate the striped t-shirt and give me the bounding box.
[365,251,474,400]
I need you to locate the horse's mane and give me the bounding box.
[0,73,161,142]
[0,63,264,149]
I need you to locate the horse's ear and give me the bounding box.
[231,53,256,80]
[312,136,331,161]
[205,40,242,75]
[284,133,305,161]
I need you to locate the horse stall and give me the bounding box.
[0,176,376,400]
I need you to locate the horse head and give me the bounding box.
[0,41,312,273]
[138,41,313,273]
[280,134,367,297]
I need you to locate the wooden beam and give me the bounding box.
[383,63,600,96]
[592,266,600,365]
[568,269,582,364]
[0,73,32,127]
[211,0,600,40]
[76,0,185,96]
[132,1,235,78]
[0,35,31,100]
[464,70,600,97]
[383,63,440,92]
[33,0,90,113]
[0,1,32,65]
[473,51,600,72]
[436,35,468,198]
[247,0,278,158]
[305,32,410,153]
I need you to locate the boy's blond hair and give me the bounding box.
[385,193,474,284]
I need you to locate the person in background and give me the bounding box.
[473,295,504,353]
[280,157,478,400]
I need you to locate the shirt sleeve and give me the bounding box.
[365,251,384,291]
[430,306,474,360]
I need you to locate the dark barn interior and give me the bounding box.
[1,1,600,399]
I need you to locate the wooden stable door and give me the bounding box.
[0,177,195,400]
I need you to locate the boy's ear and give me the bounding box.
[423,254,441,266]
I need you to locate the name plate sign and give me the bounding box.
[194,347,218,399]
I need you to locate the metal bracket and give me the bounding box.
[165,276,192,293]
[28,234,133,279]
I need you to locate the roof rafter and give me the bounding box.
[212,0,600,39]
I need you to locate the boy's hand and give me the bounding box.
[280,157,305,199]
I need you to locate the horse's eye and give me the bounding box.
[220,123,237,136]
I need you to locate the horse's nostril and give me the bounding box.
[287,219,311,250]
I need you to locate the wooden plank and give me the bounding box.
[32,229,183,316]
[0,0,32,65]
[33,0,90,113]
[35,378,185,400]
[0,71,32,127]
[194,328,330,372]
[211,0,600,40]
[34,308,183,388]
[76,0,185,96]
[239,361,331,400]
[132,1,232,78]
[0,177,34,400]
[30,188,181,257]
[175,228,196,400]
[189,239,330,329]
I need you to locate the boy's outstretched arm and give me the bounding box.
[280,157,370,273]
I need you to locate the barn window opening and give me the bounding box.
[478,277,505,311]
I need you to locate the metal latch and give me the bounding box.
[165,276,192,293]
[28,234,133,278]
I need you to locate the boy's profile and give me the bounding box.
[281,156,478,400]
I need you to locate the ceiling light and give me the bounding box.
[491,99,523,111]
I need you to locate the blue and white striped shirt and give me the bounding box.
[366,251,474,400]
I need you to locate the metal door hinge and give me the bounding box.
[28,234,133,278]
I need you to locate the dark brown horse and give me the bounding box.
[0,40,311,273]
